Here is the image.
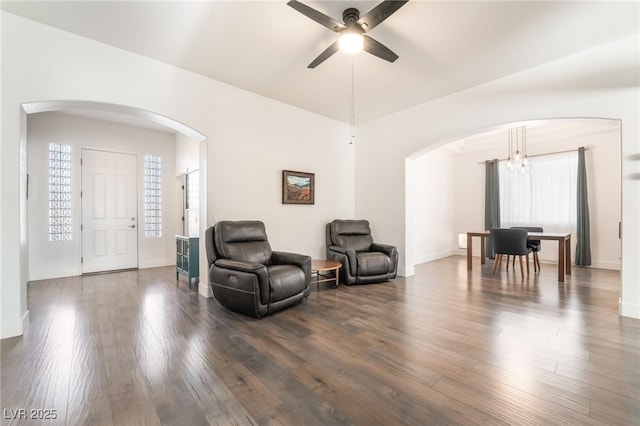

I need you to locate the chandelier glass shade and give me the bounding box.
[507,126,529,172]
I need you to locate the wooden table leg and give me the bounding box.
[467,234,473,270]
[565,237,571,276]
[480,236,486,265]
[558,239,565,282]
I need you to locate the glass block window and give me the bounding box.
[144,154,162,238]
[49,143,72,242]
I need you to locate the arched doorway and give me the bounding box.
[405,117,621,274]
[20,100,210,294]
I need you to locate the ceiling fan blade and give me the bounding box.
[358,0,408,32]
[363,35,399,63]
[287,0,345,32]
[308,41,340,68]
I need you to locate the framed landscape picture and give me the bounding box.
[282,170,314,204]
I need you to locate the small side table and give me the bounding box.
[311,259,341,287]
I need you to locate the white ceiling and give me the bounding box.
[2,0,638,126]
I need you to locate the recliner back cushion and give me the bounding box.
[331,220,373,252]
[215,221,272,265]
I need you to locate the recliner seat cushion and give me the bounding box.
[356,252,390,276]
[267,265,306,302]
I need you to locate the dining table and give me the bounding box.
[466,231,572,282]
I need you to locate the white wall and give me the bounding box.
[175,133,199,176]
[26,112,179,280]
[356,35,639,318]
[408,149,456,264]
[1,12,353,338]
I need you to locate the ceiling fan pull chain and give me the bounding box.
[350,57,356,144]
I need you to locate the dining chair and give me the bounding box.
[490,228,533,279]
[511,226,543,273]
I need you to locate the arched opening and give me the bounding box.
[405,117,621,277]
[19,100,211,296]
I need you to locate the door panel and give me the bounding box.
[82,149,138,273]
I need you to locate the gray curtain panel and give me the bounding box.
[484,159,501,259]
[575,147,592,266]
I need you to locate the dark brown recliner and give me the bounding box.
[205,220,311,318]
[326,219,398,285]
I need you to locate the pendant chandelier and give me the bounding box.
[507,126,529,172]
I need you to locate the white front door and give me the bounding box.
[81,149,138,273]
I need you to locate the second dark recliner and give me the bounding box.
[205,221,311,318]
[326,219,398,285]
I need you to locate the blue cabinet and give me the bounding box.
[176,236,199,288]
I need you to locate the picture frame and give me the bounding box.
[282,170,314,204]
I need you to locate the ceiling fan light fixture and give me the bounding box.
[287,0,408,67]
[339,31,364,54]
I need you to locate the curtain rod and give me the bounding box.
[477,147,589,164]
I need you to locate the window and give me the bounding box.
[144,154,162,238]
[499,151,578,232]
[49,143,72,241]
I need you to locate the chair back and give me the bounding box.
[511,226,543,246]
[213,221,273,265]
[328,220,373,251]
[490,228,530,255]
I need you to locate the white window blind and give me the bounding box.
[499,151,578,232]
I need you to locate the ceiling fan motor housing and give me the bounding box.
[343,8,360,24]
[342,7,364,37]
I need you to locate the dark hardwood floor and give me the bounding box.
[2,256,639,425]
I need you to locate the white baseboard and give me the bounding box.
[588,260,621,271]
[619,298,640,319]
[198,281,212,298]
[139,259,174,269]
[398,266,413,277]
[1,310,29,339]
[414,250,459,265]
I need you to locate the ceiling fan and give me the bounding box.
[287,0,408,68]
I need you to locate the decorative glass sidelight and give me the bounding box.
[144,154,162,238]
[48,143,72,241]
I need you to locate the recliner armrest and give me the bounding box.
[370,243,397,256]
[214,258,265,274]
[272,251,311,283]
[328,245,349,254]
[328,245,357,276]
[211,258,270,308]
[370,243,398,275]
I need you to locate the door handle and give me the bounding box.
[129,224,136,228]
